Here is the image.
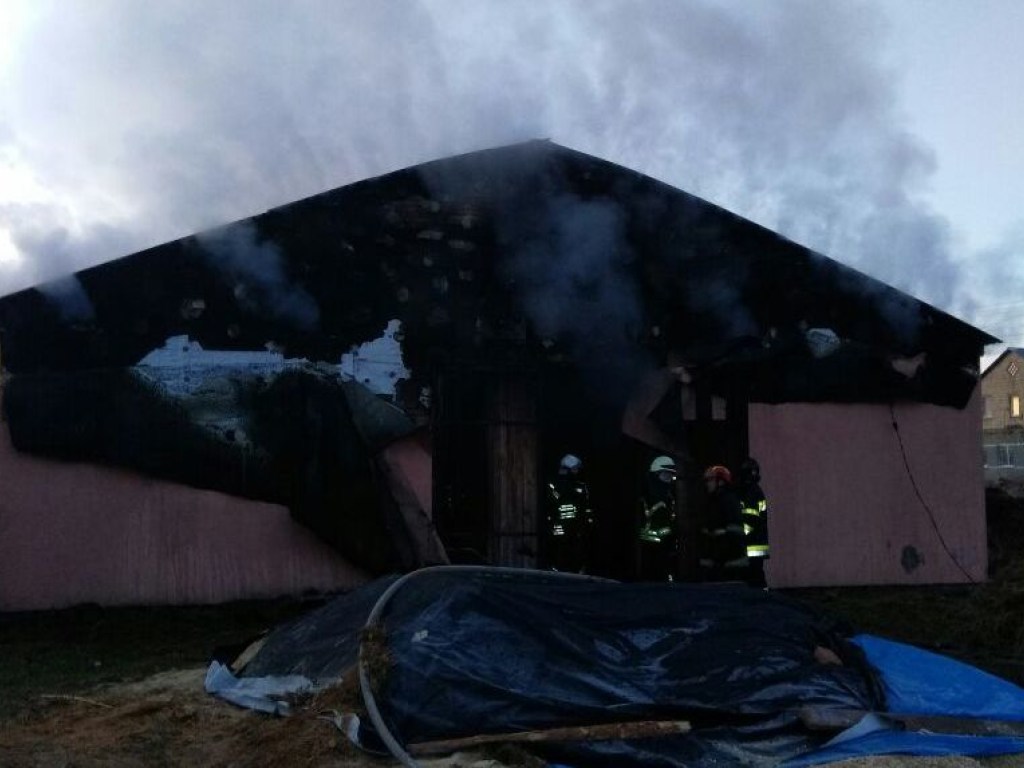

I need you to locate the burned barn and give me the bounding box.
[0,140,995,610]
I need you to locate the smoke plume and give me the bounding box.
[0,0,1014,344]
[197,222,320,331]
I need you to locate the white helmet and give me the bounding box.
[560,454,583,473]
[649,455,676,474]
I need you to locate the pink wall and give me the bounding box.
[750,390,986,587]
[0,425,365,611]
[378,435,448,565]
[0,385,988,605]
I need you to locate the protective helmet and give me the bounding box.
[703,465,732,484]
[560,454,583,473]
[739,458,761,484]
[649,456,676,474]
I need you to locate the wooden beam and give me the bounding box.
[800,706,1024,737]
[408,719,692,756]
[487,373,539,568]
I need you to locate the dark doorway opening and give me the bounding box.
[432,360,749,581]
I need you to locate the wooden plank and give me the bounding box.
[487,374,538,568]
[408,720,691,756]
[799,706,1024,737]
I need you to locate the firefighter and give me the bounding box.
[699,465,748,582]
[736,457,770,588]
[544,454,594,572]
[638,455,678,581]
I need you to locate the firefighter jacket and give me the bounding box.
[701,485,747,569]
[639,481,676,544]
[737,482,770,559]
[545,476,593,539]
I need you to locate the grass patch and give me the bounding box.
[791,578,1024,686]
[0,597,323,721]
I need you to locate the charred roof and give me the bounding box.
[0,140,996,395]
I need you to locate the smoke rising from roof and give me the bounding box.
[197,222,320,331]
[0,0,1011,345]
[499,189,649,391]
[36,275,94,323]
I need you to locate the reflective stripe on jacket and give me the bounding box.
[740,497,770,559]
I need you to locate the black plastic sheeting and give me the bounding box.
[242,576,398,681]
[241,569,884,766]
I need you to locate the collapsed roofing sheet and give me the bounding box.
[216,569,1024,766]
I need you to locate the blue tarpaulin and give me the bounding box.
[783,634,1024,766]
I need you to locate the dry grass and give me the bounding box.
[361,623,394,694]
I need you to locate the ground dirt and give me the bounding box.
[4,488,1024,767]
[3,669,1022,768]
[3,665,1020,768]
[0,664,531,767]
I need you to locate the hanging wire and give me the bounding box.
[888,403,978,584]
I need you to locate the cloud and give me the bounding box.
[965,224,1024,351]
[0,0,1004,327]
[0,200,141,290]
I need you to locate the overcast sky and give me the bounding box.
[1,0,1022,357]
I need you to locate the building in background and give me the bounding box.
[0,141,996,609]
[981,348,1024,469]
